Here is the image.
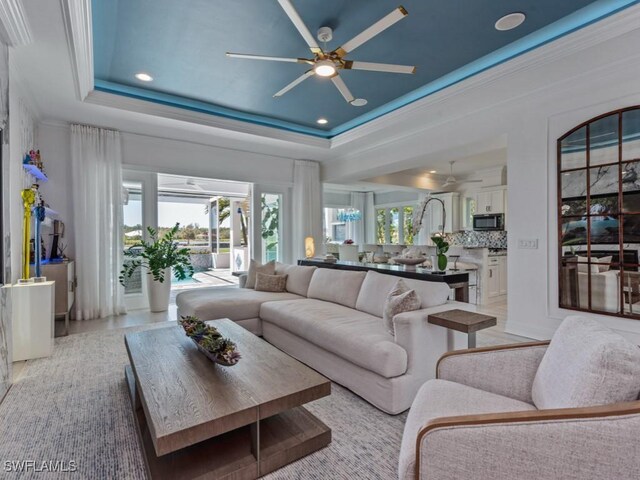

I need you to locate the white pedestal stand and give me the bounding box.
[7,281,55,361]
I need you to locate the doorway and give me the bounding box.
[122,172,251,310]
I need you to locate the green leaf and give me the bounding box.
[438,254,447,271]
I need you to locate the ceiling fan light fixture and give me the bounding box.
[314,60,336,77]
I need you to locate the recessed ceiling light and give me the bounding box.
[350,98,368,107]
[135,72,153,82]
[317,118,328,125]
[429,170,437,174]
[495,12,526,31]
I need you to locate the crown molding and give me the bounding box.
[0,0,32,46]
[60,0,93,100]
[85,89,332,149]
[329,3,640,150]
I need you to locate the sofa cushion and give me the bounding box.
[255,273,287,292]
[383,280,421,335]
[306,269,366,309]
[532,315,640,410]
[274,263,317,297]
[260,298,407,378]
[245,259,275,289]
[399,379,536,480]
[355,271,450,317]
[175,286,304,321]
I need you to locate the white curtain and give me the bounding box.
[71,125,126,320]
[364,192,376,243]
[292,160,323,260]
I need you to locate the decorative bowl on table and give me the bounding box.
[179,316,241,366]
[393,256,427,267]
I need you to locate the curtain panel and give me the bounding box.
[71,125,126,320]
[292,160,323,260]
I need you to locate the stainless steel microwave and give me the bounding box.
[473,214,504,231]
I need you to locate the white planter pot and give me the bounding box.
[146,267,172,312]
[211,252,230,269]
[431,255,446,272]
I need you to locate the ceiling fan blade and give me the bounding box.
[344,60,415,74]
[277,0,322,54]
[226,53,311,64]
[331,74,355,104]
[335,6,408,56]
[273,70,315,97]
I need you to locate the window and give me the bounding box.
[376,208,386,244]
[375,204,416,244]
[403,206,414,245]
[261,193,281,263]
[558,106,640,319]
[122,182,143,295]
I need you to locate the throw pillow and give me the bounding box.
[245,259,276,289]
[255,273,288,292]
[382,279,421,335]
[532,315,640,409]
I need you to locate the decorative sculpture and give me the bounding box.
[33,203,46,278]
[305,236,315,258]
[20,188,36,280]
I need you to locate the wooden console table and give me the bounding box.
[298,259,470,303]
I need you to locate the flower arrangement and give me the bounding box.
[179,316,241,366]
[343,239,354,244]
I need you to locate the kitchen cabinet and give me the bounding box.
[499,257,508,295]
[476,188,505,214]
[426,192,460,235]
[487,256,507,299]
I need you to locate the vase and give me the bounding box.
[146,267,172,312]
[431,255,446,273]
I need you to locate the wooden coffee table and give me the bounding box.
[124,319,331,479]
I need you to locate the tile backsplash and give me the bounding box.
[444,230,508,249]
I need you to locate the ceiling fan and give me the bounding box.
[439,161,483,189]
[226,0,416,106]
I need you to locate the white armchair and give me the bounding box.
[399,316,640,480]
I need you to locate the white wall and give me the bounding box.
[324,18,640,343]
[8,61,37,283]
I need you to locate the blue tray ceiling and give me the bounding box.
[92,0,639,138]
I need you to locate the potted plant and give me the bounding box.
[430,235,450,272]
[120,224,194,312]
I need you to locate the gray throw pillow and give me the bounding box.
[532,315,640,409]
[245,259,275,289]
[255,273,288,292]
[382,279,421,335]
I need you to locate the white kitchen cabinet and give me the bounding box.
[487,263,500,298]
[498,257,508,295]
[476,188,506,214]
[426,192,460,236]
[487,256,507,299]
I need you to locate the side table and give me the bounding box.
[428,309,496,348]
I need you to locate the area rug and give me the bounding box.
[0,323,406,479]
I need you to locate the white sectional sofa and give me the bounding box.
[176,264,470,414]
